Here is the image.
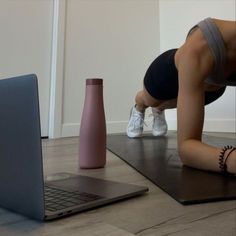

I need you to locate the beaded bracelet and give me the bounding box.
[219,145,236,176]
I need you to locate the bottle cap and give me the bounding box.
[86,78,103,85]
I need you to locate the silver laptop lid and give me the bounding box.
[0,74,45,220]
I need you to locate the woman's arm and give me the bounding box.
[176,47,236,174]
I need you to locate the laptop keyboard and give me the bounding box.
[44,185,103,212]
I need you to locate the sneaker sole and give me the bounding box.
[152,130,167,137]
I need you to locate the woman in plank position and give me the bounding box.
[127,18,236,176]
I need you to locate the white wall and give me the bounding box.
[159,0,236,132]
[0,0,234,137]
[0,0,53,137]
[59,0,235,137]
[60,0,159,137]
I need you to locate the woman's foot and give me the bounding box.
[152,108,168,136]
[126,106,145,138]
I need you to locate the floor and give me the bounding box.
[0,132,235,236]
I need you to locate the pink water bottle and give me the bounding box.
[79,78,106,169]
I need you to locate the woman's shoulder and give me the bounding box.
[175,38,214,80]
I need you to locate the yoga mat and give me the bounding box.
[107,132,236,205]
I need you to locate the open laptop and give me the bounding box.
[0,74,148,221]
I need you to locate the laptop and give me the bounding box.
[0,74,148,221]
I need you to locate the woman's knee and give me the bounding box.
[135,89,162,107]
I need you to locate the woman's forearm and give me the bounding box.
[178,139,236,174]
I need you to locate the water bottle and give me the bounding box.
[79,78,106,168]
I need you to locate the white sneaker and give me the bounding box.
[152,108,168,136]
[126,106,145,138]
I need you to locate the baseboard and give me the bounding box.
[61,119,235,137]
[203,119,235,133]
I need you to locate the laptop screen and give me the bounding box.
[0,74,45,220]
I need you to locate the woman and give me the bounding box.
[127,18,236,176]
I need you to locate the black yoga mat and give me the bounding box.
[107,132,236,205]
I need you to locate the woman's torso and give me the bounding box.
[175,18,236,89]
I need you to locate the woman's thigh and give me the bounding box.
[141,86,162,107]
[136,86,177,109]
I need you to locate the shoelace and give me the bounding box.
[148,112,163,119]
[149,112,166,127]
[130,114,147,129]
